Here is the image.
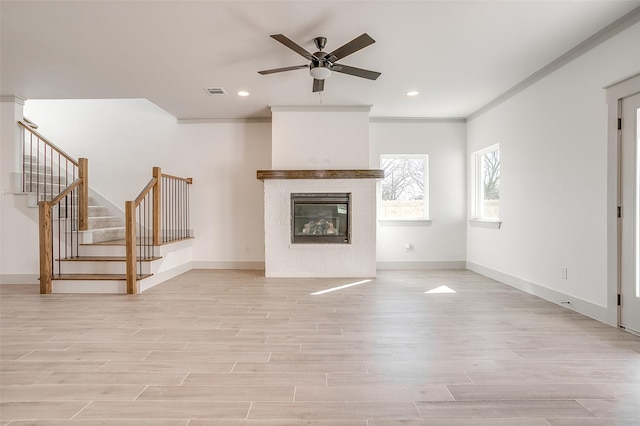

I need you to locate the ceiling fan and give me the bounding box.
[258,33,381,93]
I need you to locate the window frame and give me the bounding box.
[471,144,501,225]
[378,154,430,222]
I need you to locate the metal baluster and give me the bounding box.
[45,145,48,200]
[145,192,149,260]
[186,181,190,238]
[36,137,40,199]
[173,178,177,241]
[57,152,61,197]
[29,132,33,193]
[69,189,74,261]
[180,180,184,239]
[163,176,167,243]
[22,129,26,192]
[144,191,153,259]
[138,201,142,277]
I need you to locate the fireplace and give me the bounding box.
[291,193,351,244]
[259,173,381,277]
[257,104,380,277]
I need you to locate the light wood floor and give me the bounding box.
[1,269,639,425]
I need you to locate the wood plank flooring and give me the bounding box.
[1,269,639,425]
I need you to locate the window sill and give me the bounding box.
[469,219,502,229]
[379,219,432,226]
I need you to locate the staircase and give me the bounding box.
[18,121,193,295]
[23,153,157,293]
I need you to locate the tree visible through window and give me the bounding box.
[473,145,500,220]
[380,155,428,219]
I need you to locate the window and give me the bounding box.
[379,155,428,220]
[472,144,500,221]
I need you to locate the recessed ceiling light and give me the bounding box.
[406,91,419,97]
[237,91,250,97]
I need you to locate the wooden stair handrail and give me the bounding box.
[49,177,82,204]
[125,167,193,295]
[38,177,84,294]
[18,121,79,166]
[134,177,158,205]
[161,173,193,183]
[126,175,157,295]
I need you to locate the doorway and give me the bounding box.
[620,92,640,334]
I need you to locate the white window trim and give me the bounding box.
[468,219,501,229]
[378,154,430,222]
[470,144,501,225]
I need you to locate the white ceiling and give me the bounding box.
[1,1,639,120]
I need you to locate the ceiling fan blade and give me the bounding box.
[258,64,308,75]
[312,79,324,92]
[332,64,381,80]
[326,33,375,62]
[270,34,316,61]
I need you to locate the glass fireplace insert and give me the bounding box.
[291,193,351,244]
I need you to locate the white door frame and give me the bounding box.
[606,72,640,329]
[619,92,640,333]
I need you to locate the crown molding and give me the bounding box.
[270,105,372,112]
[177,117,271,124]
[468,5,640,121]
[370,117,466,124]
[0,95,26,105]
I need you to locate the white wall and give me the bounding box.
[4,100,470,278]
[370,120,467,267]
[0,98,40,283]
[19,99,271,272]
[271,106,370,169]
[466,22,640,322]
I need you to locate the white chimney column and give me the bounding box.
[270,106,370,169]
[262,105,378,278]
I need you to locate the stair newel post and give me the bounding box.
[152,167,161,245]
[78,158,89,231]
[38,201,53,294]
[125,200,137,295]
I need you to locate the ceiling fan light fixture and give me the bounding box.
[310,66,331,80]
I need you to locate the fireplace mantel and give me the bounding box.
[257,169,384,181]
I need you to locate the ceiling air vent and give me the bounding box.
[203,87,228,96]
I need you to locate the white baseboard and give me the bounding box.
[377,260,466,270]
[466,261,611,326]
[192,261,266,270]
[139,262,194,293]
[0,274,38,284]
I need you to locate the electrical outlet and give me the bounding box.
[560,266,568,280]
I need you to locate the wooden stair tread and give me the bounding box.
[56,256,161,262]
[82,236,194,246]
[52,274,153,281]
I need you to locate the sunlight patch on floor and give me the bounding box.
[425,285,456,294]
[311,279,373,295]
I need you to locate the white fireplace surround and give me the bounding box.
[263,178,377,278]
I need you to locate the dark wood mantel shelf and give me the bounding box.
[257,169,384,181]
